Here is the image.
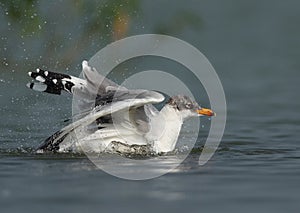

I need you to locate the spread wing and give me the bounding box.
[28,60,125,117]
[28,60,165,152]
[37,91,164,151]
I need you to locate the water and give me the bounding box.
[1,0,300,212]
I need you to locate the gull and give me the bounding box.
[27,60,215,154]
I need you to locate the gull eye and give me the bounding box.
[185,103,192,109]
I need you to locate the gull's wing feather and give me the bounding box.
[27,60,122,97]
[65,90,164,134]
[27,60,166,152]
[36,90,164,151]
[27,60,126,116]
[80,60,120,95]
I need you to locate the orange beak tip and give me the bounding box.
[197,108,216,117]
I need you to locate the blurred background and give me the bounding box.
[0,0,299,212]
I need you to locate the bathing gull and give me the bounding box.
[27,60,215,154]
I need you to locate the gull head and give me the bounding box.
[167,95,215,120]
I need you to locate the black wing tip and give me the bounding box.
[27,68,75,95]
[35,130,70,152]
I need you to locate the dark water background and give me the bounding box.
[0,0,300,212]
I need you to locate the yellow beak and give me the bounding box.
[197,108,216,116]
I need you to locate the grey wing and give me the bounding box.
[74,60,121,97]
[37,90,165,151]
[72,61,161,121]
[73,89,164,131]
[72,60,124,118]
[29,60,165,151]
[27,60,157,119]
